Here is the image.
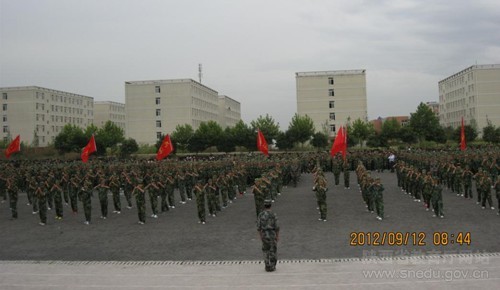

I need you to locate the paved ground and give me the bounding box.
[1,171,499,289]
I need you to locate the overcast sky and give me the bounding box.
[1,0,499,129]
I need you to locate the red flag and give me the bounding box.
[460,117,466,151]
[330,126,347,159]
[257,129,269,156]
[81,135,97,163]
[5,135,21,158]
[156,134,174,160]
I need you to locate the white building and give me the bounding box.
[0,86,93,146]
[94,101,126,132]
[125,79,240,145]
[218,95,241,128]
[296,70,368,137]
[439,64,500,132]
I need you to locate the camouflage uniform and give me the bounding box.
[257,202,280,272]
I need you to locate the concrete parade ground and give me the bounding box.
[1,171,499,289]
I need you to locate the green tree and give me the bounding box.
[54,124,87,153]
[453,125,477,143]
[366,133,388,148]
[96,121,125,153]
[482,121,499,144]
[399,126,418,144]
[189,121,224,152]
[350,118,373,147]
[171,124,194,152]
[231,120,255,150]
[381,118,401,140]
[311,132,328,149]
[250,114,280,142]
[408,103,442,142]
[276,131,293,151]
[217,127,235,152]
[120,138,139,157]
[287,113,315,145]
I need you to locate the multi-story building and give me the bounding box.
[94,101,126,132]
[0,86,93,147]
[218,95,241,128]
[371,116,410,133]
[125,79,240,145]
[425,101,439,117]
[439,64,500,132]
[296,70,368,137]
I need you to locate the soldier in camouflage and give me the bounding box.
[257,199,280,272]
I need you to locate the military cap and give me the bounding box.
[264,199,272,206]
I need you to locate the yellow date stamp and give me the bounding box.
[349,232,471,246]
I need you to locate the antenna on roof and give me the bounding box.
[198,64,203,83]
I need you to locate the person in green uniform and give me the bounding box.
[7,177,19,220]
[95,177,110,220]
[80,177,93,225]
[370,178,384,220]
[313,176,328,221]
[109,173,121,214]
[343,160,350,189]
[431,178,444,218]
[193,180,207,224]
[257,199,280,272]
[132,178,146,224]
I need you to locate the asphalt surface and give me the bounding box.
[1,171,499,261]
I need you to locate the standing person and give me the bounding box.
[343,160,350,189]
[145,178,159,219]
[481,175,495,210]
[463,166,474,199]
[50,178,64,220]
[494,176,500,215]
[95,177,110,220]
[253,179,265,218]
[7,177,19,220]
[176,171,187,204]
[370,178,384,221]
[388,153,396,173]
[109,173,121,214]
[80,177,93,225]
[132,178,146,225]
[431,178,444,218]
[332,157,341,186]
[257,199,280,272]
[313,176,328,221]
[206,178,217,217]
[165,174,176,209]
[34,181,48,226]
[193,180,207,224]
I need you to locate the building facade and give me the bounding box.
[0,86,93,147]
[125,79,240,145]
[371,116,410,133]
[94,101,126,132]
[218,95,241,128]
[439,64,500,132]
[296,70,368,137]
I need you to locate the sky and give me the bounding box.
[1,0,499,130]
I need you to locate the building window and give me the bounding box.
[156,132,162,140]
[329,89,334,97]
[2,115,6,122]
[155,97,161,105]
[156,109,161,116]
[328,77,334,85]
[155,86,161,93]
[2,104,7,111]
[156,120,161,128]
[330,125,336,132]
[3,125,9,133]
[329,113,336,120]
[329,101,335,108]
[2,93,7,100]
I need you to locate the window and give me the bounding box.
[329,113,336,120]
[156,109,161,116]
[155,97,161,105]
[329,89,334,97]
[2,104,7,111]
[330,125,336,132]
[3,125,9,133]
[2,93,7,100]
[2,115,6,122]
[328,77,334,85]
[156,132,162,140]
[329,101,335,108]
[156,120,162,128]
[155,86,161,93]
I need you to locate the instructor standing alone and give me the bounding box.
[257,199,280,272]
